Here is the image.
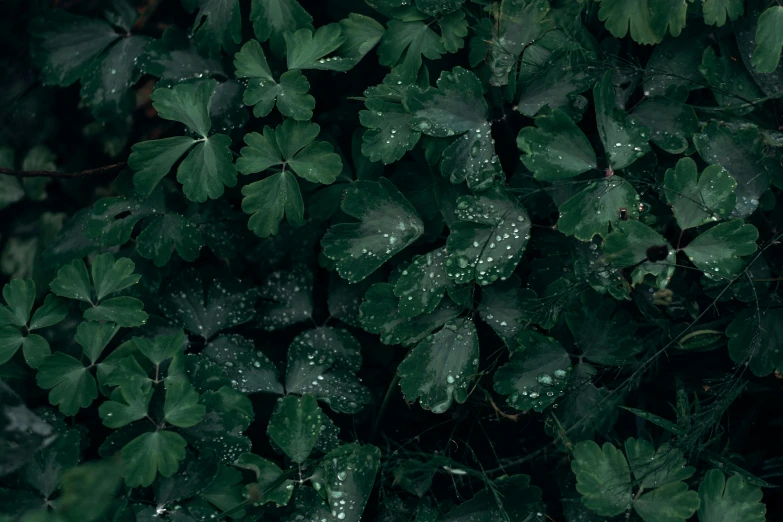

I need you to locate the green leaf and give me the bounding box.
[643,33,707,98]
[359,72,422,165]
[445,183,531,285]
[438,11,468,54]
[285,327,371,413]
[76,321,120,364]
[250,0,313,58]
[631,91,698,154]
[594,71,650,170]
[237,119,342,184]
[241,171,305,238]
[28,10,120,86]
[494,330,571,412]
[29,295,68,331]
[177,134,238,203]
[234,40,315,120]
[557,176,640,242]
[571,440,632,516]
[322,178,424,283]
[164,380,206,427]
[394,247,450,317]
[128,137,198,197]
[487,0,554,87]
[338,13,385,65]
[122,430,188,487]
[80,35,150,123]
[0,326,25,366]
[566,290,640,365]
[22,335,51,369]
[664,157,737,230]
[181,385,254,463]
[727,307,783,377]
[683,220,758,280]
[203,335,283,394]
[406,67,500,190]
[477,275,541,343]
[378,19,445,80]
[233,453,294,506]
[136,213,204,267]
[359,283,461,347]
[135,330,186,365]
[50,259,92,303]
[159,270,257,340]
[152,79,214,138]
[699,46,762,116]
[58,460,124,522]
[182,0,242,56]
[267,394,322,463]
[752,6,783,73]
[91,252,141,301]
[99,384,153,428]
[697,469,766,522]
[257,266,313,330]
[634,482,700,522]
[603,220,675,288]
[398,319,479,414]
[625,439,695,489]
[285,24,354,71]
[36,353,97,416]
[518,109,597,181]
[138,26,226,83]
[84,193,163,247]
[84,297,148,328]
[703,0,744,27]
[0,279,35,327]
[596,0,687,45]
[315,444,381,522]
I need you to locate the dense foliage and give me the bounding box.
[1,0,782,520]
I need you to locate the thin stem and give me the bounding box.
[370,373,400,443]
[0,161,127,179]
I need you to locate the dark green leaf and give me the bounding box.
[267,394,322,463]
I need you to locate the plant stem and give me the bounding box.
[370,373,400,443]
[0,162,127,179]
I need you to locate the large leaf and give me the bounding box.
[571,440,632,516]
[284,24,354,71]
[697,469,766,522]
[203,335,283,394]
[445,183,530,285]
[36,353,97,416]
[703,0,744,27]
[406,67,500,190]
[398,319,479,414]
[393,247,450,317]
[267,394,322,463]
[603,220,675,288]
[122,430,188,487]
[315,444,381,522]
[664,157,737,230]
[285,327,371,413]
[517,109,597,181]
[494,330,571,412]
[241,170,305,238]
[557,176,640,241]
[726,307,783,377]
[322,178,424,283]
[631,91,698,154]
[377,19,445,80]
[596,0,687,44]
[751,6,783,73]
[594,71,650,170]
[693,122,769,218]
[683,220,758,280]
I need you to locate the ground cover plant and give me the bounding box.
[0,0,782,520]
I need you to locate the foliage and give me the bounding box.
[1,0,782,521]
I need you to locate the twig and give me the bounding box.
[0,161,126,179]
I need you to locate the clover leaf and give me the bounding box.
[0,279,66,368]
[664,157,737,230]
[128,79,237,201]
[234,40,315,120]
[683,220,758,280]
[698,469,766,522]
[557,176,641,241]
[49,253,147,327]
